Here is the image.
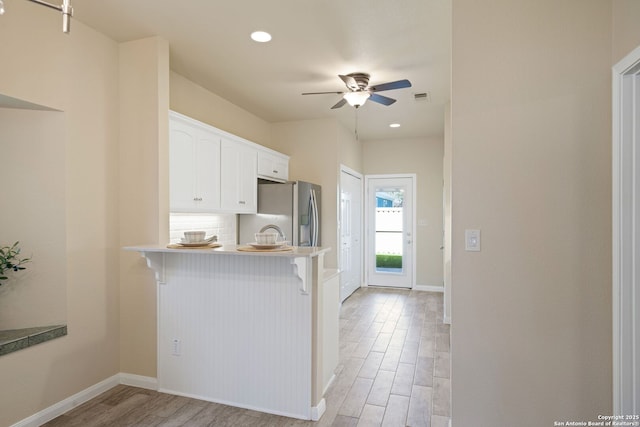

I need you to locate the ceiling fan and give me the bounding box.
[302,73,412,109]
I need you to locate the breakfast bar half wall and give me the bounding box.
[124,244,338,421]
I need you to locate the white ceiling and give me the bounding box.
[73,0,451,141]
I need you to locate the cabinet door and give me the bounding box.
[195,134,221,211]
[170,119,198,212]
[257,151,289,182]
[170,115,221,213]
[220,139,257,213]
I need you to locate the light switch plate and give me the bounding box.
[465,229,481,251]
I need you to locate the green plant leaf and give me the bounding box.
[0,241,30,279]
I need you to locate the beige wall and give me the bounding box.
[451,1,612,425]
[0,109,66,330]
[338,123,363,173]
[612,0,640,64]
[0,3,121,425]
[362,137,444,287]
[170,71,272,147]
[118,37,170,377]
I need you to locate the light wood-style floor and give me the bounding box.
[43,287,450,427]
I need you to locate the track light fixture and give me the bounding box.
[0,0,73,33]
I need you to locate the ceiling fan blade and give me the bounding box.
[369,79,412,92]
[331,98,347,109]
[339,74,360,91]
[302,91,344,95]
[369,93,396,106]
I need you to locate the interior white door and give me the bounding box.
[613,44,640,416]
[340,168,363,302]
[365,175,415,288]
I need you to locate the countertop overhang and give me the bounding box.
[124,244,330,258]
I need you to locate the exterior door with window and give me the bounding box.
[365,175,415,288]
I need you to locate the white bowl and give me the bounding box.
[255,232,278,245]
[184,231,206,243]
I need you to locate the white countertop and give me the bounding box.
[124,244,330,258]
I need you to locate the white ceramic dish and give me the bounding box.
[179,236,216,245]
[184,230,206,242]
[248,242,285,250]
[255,232,278,245]
[177,241,216,247]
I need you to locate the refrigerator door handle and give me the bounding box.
[310,189,319,246]
[314,190,319,245]
[304,189,313,246]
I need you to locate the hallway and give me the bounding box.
[44,287,450,426]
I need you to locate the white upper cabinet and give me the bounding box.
[257,150,289,182]
[220,138,257,213]
[169,113,221,212]
[169,111,286,214]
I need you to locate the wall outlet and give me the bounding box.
[465,229,481,251]
[172,338,181,356]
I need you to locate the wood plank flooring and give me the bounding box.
[43,287,450,427]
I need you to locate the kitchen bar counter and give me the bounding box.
[125,244,335,421]
[125,243,329,258]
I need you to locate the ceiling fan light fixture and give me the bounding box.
[250,31,272,43]
[343,91,370,107]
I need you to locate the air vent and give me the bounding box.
[414,92,431,102]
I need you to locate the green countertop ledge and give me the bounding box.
[0,325,67,356]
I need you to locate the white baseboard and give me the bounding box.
[412,284,444,293]
[311,398,326,421]
[10,374,121,427]
[119,372,158,390]
[10,373,158,427]
[323,373,336,396]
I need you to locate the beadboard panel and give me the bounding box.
[158,253,313,419]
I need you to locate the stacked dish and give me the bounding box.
[174,231,218,248]
[248,242,289,250]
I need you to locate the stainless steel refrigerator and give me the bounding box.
[238,181,321,246]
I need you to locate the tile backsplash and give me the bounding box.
[170,213,237,244]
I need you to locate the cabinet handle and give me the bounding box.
[194,197,202,201]
[272,170,278,174]
[239,201,246,204]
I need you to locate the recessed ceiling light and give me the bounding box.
[251,31,272,43]
[389,123,401,128]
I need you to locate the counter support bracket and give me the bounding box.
[140,251,166,285]
[292,257,310,295]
